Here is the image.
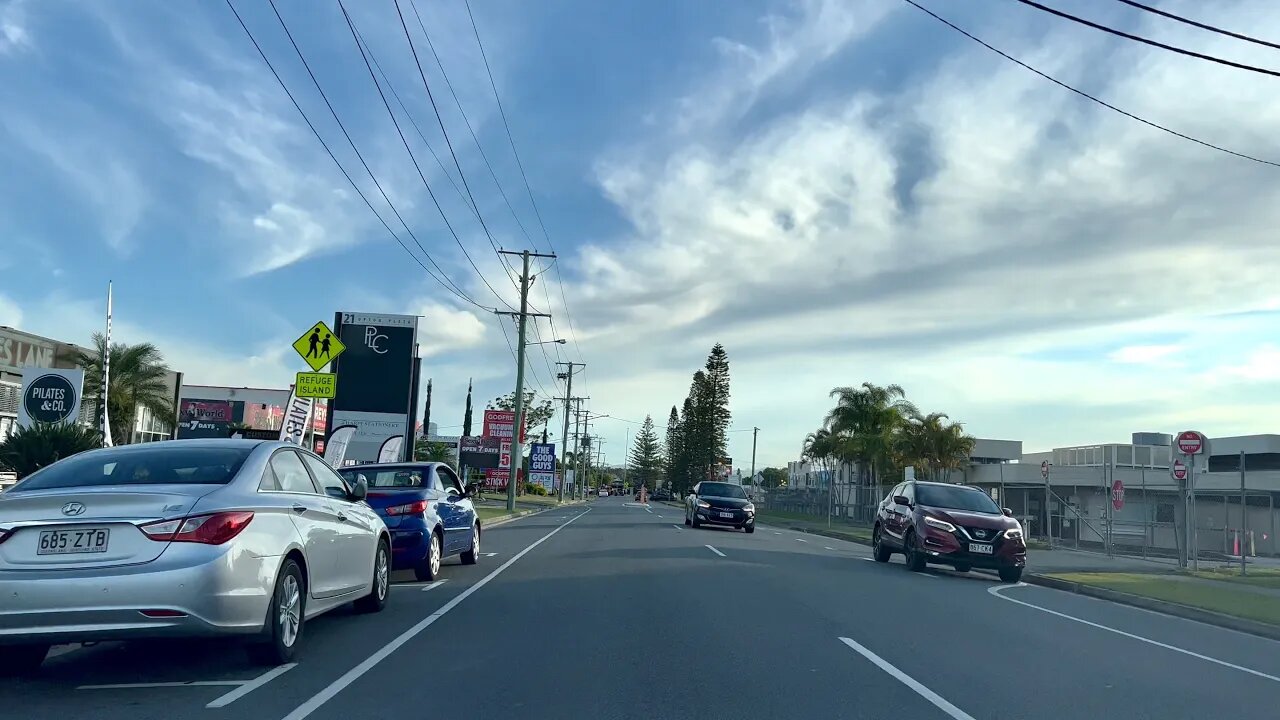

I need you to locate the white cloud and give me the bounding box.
[1216,344,1280,382]
[0,0,30,55]
[413,300,487,357]
[1109,344,1185,365]
[0,294,22,327]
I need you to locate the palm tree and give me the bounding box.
[63,333,174,447]
[825,383,917,492]
[414,439,455,463]
[896,411,976,483]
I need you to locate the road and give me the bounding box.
[5,495,1280,719]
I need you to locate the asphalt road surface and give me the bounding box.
[5,495,1280,719]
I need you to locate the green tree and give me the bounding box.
[628,415,662,490]
[414,438,455,463]
[896,411,975,483]
[488,391,555,439]
[825,383,917,491]
[64,333,174,446]
[0,422,103,479]
[760,467,788,489]
[663,406,681,490]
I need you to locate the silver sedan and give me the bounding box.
[0,439,391,673]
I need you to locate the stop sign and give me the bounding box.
[1176,430,1204,455]
[1171,459,1188,481]
[1111,479,1125,511]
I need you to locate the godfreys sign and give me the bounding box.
[17,368,85,428]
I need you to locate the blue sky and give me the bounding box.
[3,0,1280,468]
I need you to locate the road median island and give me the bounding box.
[1033,571,1280,641]
[475,499,587,526]
[753,512,874,544]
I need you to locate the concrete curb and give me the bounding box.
[481,501,587,529]
[1018,574,1280,642]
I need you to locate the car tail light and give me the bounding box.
[385,500,429,516]
[140,511,255,545]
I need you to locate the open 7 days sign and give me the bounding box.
[17,368,85,429]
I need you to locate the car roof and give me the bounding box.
[913,481,983,490]
[338,462,446,471]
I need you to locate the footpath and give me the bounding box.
[752,510,1280,642]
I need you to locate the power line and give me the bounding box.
[224,0,487,310]
[463,0,585,364]
[1111,0,1280,51]
[901,0,1280,168]
[337,0,516,312]
[391,0,521,294]
[1012,0,1280,78]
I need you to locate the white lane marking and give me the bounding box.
[914,572,935,578]
[838,637,977,720]
[705,544,726,557]
[824,546,835,551]
[482,552,498,557]
[281,508,592,720]
[646,507,653,513]
[80,680,244,690]
[989,584,1280,684]
[773,531,781,535]
[795,538,808,543]
[206,663,297,708]
[420,579,450,593]
[672,524,683,530]
[861,557,875,562]
[656,515,663,518]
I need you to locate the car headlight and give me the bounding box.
[923,516,956,532]
[697,500,710,508]
[743,503,755,513]
[1004,527,1023,540]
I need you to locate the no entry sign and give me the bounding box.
[1111,479,1125,511]
[1176,430,1205,455]
[1171,459,1188,481]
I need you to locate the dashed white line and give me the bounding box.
[482,552,498,557]
[672,524,683,530]
[206,663,297,708]
[795,538,808,543]
[773,531,782,535]
[705,544,726,557]
[824,546,835,551]
[989,584,1280,684]
[838,637,976,720]
[420,579,450,592]
[81,681,243,690]
[914,572,935,578]
[860,557,875,562]
[280,509,592,720]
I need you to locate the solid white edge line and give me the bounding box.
[988,584,1280,684]
[206,663,297,708]
[80,680,244,690]
[705,544,726,557]
[838,637,977,720]
[421,579,450,592]
[280,508,593,720]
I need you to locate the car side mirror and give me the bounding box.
[349,475,368,501]
[893,495,910,506]
[1002,507,1013,517]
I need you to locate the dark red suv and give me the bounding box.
[872,480,1026,582]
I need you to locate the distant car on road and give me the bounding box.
[684,481,755,533]
[598,489,608,497]
[651,489,672,501]
[0,439,391,674]
[872,480,1026,582]
[337,462,481,582]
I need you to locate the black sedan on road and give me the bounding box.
[684,481,755,533]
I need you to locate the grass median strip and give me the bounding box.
[1047,572,1280,627]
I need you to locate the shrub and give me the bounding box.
[0,422,104,480]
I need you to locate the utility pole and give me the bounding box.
[1240,450,1247,577]
[623,428,630,490]
[497,249,555,513]
[555,363,585,501]
[750,426,759,490]
[556,391,587,500]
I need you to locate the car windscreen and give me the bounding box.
[13,445,253,491]
[339,466,428,488]
[699,482,747,499]
[916,485,1000,514]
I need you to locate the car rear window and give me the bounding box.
[699,482,747,499]
[339,466,429,489]
[915,485,1000,514]
[13,446,254,491]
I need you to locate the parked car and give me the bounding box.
[0,439,391,674]
[872,480,1026,582]
[337,462,480,582]
[651,489,672,502]
[684,481,755,533]
[598,489,608,497]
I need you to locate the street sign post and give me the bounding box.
[292,321,346,372]
[295,371,337,399]
[1041,461,1052,548]
[1176,430,1209,570]
[1171,459,1188,481]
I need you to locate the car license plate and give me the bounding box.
[969,542,993,555]
[719,511,734,519]
[37,528,110,555]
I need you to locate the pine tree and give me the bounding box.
[462,379,474,437]
[664,406,681,490]
[703,344,731,460]
[628,415,662,490]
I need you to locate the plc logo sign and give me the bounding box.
[364,326,388,355]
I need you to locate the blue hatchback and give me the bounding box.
[338,462,480,582]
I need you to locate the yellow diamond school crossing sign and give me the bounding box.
[295,371,337,399]
[292,321,346,372]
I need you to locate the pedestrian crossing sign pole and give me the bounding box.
[292,320,346,372]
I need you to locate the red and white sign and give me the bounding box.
[1111,479,1125,511]
[499,439,512,470]
[1176,430,1205,456]
[1040,461,1050,479]
[482,409,526,441]
[1171,459,1188,481]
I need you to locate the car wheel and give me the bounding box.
[872,526,891,563]
[998,566,1023,583]
[904,531,926,572]
[247,558,305,665]
[414,531,443,582]
[744,524,755,534]
[354,539,391,614]
[953,564,971,573]
[0,644,49,676]
[460,525,480,565]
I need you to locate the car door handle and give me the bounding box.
[291,504,307,514]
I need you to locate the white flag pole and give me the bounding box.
[101,281,114,447]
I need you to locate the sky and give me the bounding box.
[2,0,1279,471]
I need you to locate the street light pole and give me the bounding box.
[750,426,759,489]
[497,249,554,513]
[555,363,583,502]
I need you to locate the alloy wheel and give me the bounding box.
[430,534,442,577]
[375,545,389,600]
[279,574,301,648]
